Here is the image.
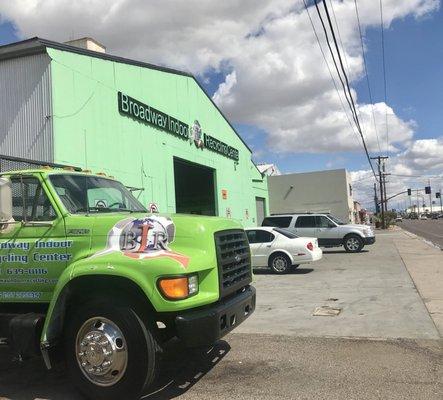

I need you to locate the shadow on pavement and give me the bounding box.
[253,267,314,275]
[322,249,369,254]
[0,339,231,400]
[142,339,230,399]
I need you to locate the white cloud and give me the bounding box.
[0,0,440,160]
[351,137,443,209]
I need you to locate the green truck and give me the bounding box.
[0,168,255,399]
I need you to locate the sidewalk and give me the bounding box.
[394,229,443,337]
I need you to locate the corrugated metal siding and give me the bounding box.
[0,53,53,162]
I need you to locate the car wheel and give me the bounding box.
[65,301,158,400]
[343,234,364,253]
[269,253,291,274]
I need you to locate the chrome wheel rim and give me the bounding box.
[273,256,288,272]
[346,238,360,251]
[75,317,128,387]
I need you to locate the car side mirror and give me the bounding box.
[328,223,335,228]
[0,177,13,229]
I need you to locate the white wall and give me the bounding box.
[268,169,354,223]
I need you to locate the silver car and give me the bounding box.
[262,213,375,253]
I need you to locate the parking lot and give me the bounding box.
[1,229,442,399]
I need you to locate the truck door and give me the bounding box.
[246,229,275,267]
[0,175,67,303]
[293,216,316,238]
[314,215,337,246]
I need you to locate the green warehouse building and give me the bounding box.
[0,37,268,226]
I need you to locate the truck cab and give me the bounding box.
[0,169,255,400]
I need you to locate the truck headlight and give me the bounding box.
[158,274,199,300]
[363,228,373,237]
[188,275,199,295]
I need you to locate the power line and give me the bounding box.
[319,0,360,131]
[300,0,361,148]
[312,0,359,130]
[379,0,389,156]
[353,0,382,154]
[315,0,378,179]
[328,0,351,74]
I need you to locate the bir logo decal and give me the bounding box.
[94,215,190,268]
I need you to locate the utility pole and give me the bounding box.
[371,156,389,229]
[382,161,388,213]
[373,183,378,214]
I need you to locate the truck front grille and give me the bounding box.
[214,229,252,298]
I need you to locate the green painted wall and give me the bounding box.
[47,48,268,227]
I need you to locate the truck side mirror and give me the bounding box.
[0,177,13,227]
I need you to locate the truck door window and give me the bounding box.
[257,230,274,243]
[262,216,291,228]
[316,216,333,228]
[247,230,274,244]
[246,230,258,243]
[295,216,316,227]
[10,177,57,221]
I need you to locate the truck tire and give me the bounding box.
[343,234,364,253]
[269,253,291,274]
[65,301,158,400]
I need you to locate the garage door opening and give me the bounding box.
[173,158,216,216]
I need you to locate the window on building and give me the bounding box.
[10,177,57,221]
[294,216,316,227]
[262,216,292,228]
[246,229,275,244]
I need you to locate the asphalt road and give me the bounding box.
[400,219,443,248]
[0,334,442,400]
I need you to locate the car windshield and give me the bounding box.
[328,215,344,225]
[273,228,298,238]
[49,174,147,214]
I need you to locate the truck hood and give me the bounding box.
[84,212,243,271]
[341,224,370,230]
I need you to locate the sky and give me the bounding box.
[0,0,442,210]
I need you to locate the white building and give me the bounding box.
[267,168,356,223]
[257,163,281,176]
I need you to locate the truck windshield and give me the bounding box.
[49,174,147,214]
[328,215,344,225]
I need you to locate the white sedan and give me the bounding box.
[245,227,323,274]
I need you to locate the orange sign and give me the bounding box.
[222,189,228,200]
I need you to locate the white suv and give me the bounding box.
[262,213,375,253]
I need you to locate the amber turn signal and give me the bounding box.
[158,277,189,300]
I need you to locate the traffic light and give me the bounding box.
[437,192,441,199]
[425,186,431,194]
[407,188,411,196]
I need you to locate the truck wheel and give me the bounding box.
[65,301,157,400]
[343,234,364,253]
[269,253,291,274]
